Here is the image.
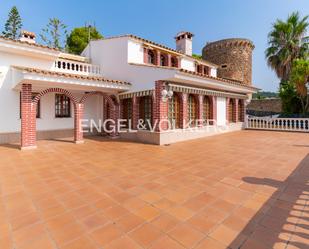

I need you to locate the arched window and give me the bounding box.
[160,54,167,66]
[187,94,197,126]
[238,100,244,122]
[148,50,155,65]
[171,57,178,67]
[139,96,152,130]
[122,98,133,128]
[203,96,212,123]
[168,94,180,129]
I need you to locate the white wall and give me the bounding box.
[85,37,176,92]
[127,40,144,64]
[0,50,102,133]
[180,58,195,71]
[216,97,227,126]
[210,68,217,77]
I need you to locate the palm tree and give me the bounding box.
[266,12,309,82]
[290,59,309,114]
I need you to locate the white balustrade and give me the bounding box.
[54,59,101,76]
[246,116,309,132]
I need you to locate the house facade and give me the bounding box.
[0,31,258,149]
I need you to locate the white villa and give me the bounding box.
[0,30,258,149]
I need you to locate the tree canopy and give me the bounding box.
[290,59,309,114]
[265,12,308,82]
[2,6,22,39]
[40,18,67,50]
[66,26,103,55]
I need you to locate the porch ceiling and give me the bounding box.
[11,66,131,92]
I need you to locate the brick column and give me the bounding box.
[234,99,239,123]
[156,50,161,66]
[211,96,217,125]
[132,96,139,129]
[111,103,120,137]
[197,95,203,126]
[154,81,168,131]
[21,84,36,149]
[143,47,148,63]
[167,54,172,67]
[226,97,230,124]
[74,103,84,143]
[179,93,188,129]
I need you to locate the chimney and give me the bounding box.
[175,31,194,56]
[19,30,36,44]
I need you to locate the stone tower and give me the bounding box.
[202,38,254,85]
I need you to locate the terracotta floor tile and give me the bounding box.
[0,131,308,249]
[151,213,180,232]
[12,223,47,248]
[168,223,205,248]
[60,235,97,249]
[18,233,56,249]
[81,212,110,231]
[0,235,13,249]
[209,224,246,247]
[149,235,185,249]
[194,237,227,249]
[105,235,142,249]
[104,205,131,220]
[187,214,218,234]
[115,213,145,233]
[49,222,85,246]
[139,191,162,204]
[90,223,123,247]
[123,197,147,211]
[166,206,194,221]
[153,198,176,210]
[134,205,160,221]
[129,223,163,248]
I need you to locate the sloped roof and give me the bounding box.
[101,34,218,67]
[13,66,131,86]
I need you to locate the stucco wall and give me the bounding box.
[0,50,102,134]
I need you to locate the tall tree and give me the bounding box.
[290,59,309,114]
[40,18,67,49]
[66,26,103,55]
[265,12,309,82]
[2,6,22,39]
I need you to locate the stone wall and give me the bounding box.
[202,38,254,85]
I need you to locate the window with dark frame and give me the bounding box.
[168,94,180,129]
[139,96,152,130]
[187,94,197,126]
[19,92,40,118]
[147,50,155,65]
[55,94,71,118]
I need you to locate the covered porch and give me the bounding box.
[12,66,131,149]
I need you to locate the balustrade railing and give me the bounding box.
[54,59,101,76]
[246,116,309,132]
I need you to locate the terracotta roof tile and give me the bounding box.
[101,34,218,67]
[179,69,259,90]
[128,62,258,91]
[13,66,131,86]
[0,36,59,51]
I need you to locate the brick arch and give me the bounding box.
[32,88,78,105]
[79,91,118,107]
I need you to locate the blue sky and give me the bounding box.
[1,0,308,91]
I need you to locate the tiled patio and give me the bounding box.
[0,131,308,249]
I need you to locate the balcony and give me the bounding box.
[54,59,101,76]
